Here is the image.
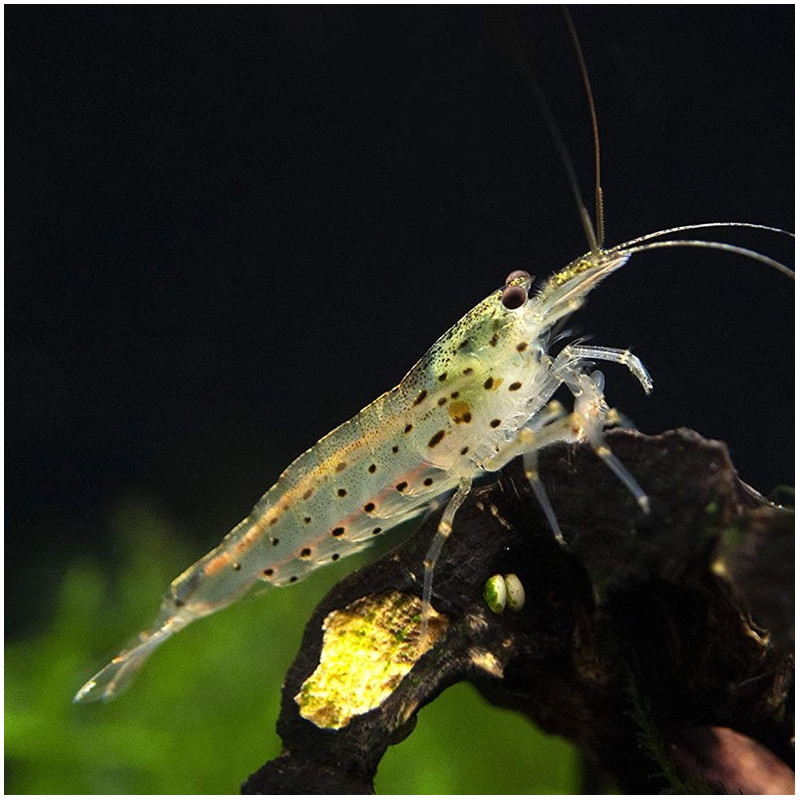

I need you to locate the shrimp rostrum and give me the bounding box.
[74,223,791,703]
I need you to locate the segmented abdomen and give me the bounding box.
[186,387,453,591]
[180,299,545,597]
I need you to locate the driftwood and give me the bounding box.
[242,429,794,794]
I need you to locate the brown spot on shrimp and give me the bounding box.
[428,430,446,448]
[448,400,472,424]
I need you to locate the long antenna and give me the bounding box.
[494,7,599,256]
[562,7,605,250]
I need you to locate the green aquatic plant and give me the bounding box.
[5,498,577,793]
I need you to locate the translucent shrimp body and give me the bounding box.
[75,248,636,702]
[75,226,793,703]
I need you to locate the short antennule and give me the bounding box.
[563,7,605,251]
[497,8,599,256]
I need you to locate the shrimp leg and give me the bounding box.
[568,369,650,512]
[419,475,472,649]
[553,344,653,395]
[483,410,576,545]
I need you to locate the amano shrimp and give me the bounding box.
[74,16,793,705]
[74,224,790,703]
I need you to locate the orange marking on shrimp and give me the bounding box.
[203,551,233,576]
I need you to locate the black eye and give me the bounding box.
[504,269,531,287]
[501,284,527,309]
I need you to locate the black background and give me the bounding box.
[6,6,793,636]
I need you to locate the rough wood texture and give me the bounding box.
[242,429,793,794]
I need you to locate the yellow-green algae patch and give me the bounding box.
[295,591,448,729]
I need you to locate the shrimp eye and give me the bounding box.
[501,284,527,309]
[504,269,531,286]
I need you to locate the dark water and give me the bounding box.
[6,6,793,635]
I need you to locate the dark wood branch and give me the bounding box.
[242,429,793,794]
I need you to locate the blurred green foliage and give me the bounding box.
[5,497,578,793]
